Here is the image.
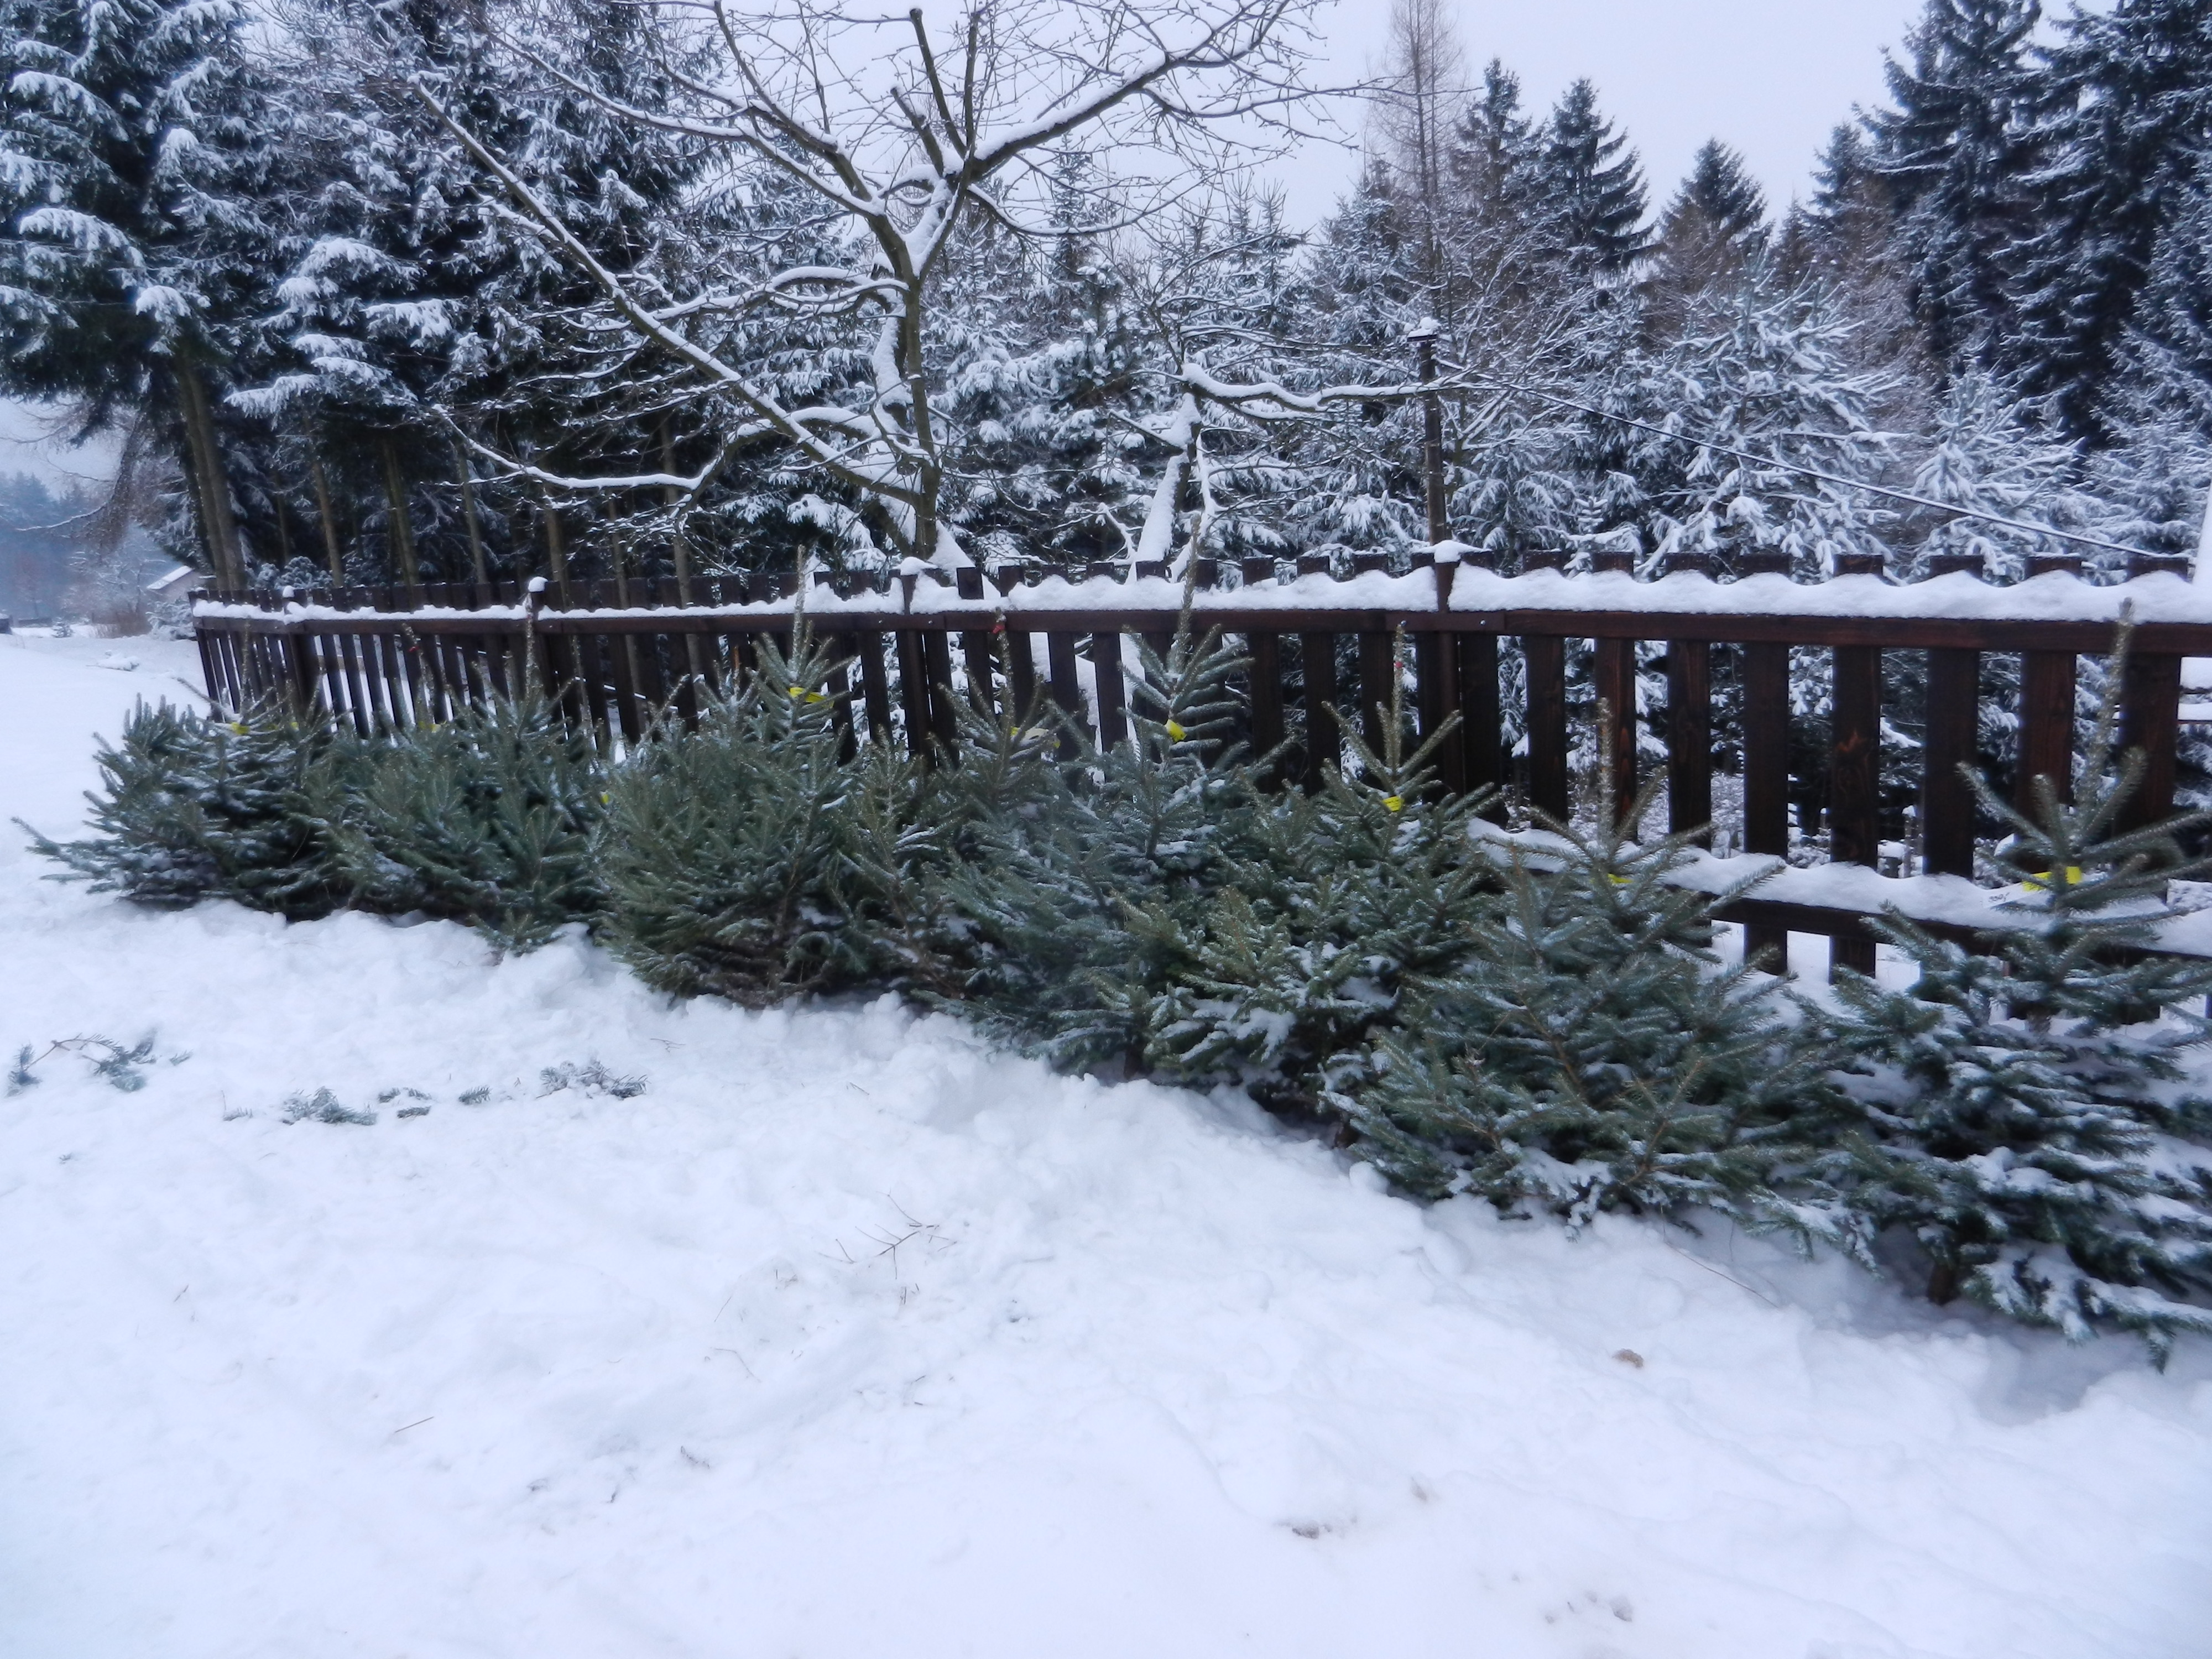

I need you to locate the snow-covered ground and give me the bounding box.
[3,627,2208,1659]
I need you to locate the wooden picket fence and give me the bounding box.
[191,545,2212,977]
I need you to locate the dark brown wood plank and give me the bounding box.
[1046,630,1085,757]
[310,632,347,722]
[2016,650,2077,817]
[896,627,933,759]
[827,637,856,760]
[193,625,222,709]
[1006,628,1039,726]
[858,631,893,745]
[922,628,959,754]
[1457,633,1501,796]
[1829,644,1883,979]
[1922,648,1980,878]
[326,628,364,734]
[1667,640,1712,842]
[2120,650,2184,832]
[1524,632,1569,823]
[956,567,995,717]
[1093,631,1128,751]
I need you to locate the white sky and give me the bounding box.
[0,401,118,494]
[1279,0,1928,228]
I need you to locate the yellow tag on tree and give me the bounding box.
[1165,719,1186,742]
[1383,795,1404,812]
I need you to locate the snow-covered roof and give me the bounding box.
[144,564,200,596]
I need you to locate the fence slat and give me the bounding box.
[1458,633,1501,795]
[1298,629,1338,790]
[2017,649,2076,818]
[1922,648,1980,877]
[857,631,893,743]
[1523,633,1569,822]
[1092,631,1128,751]
[896,626,933,759]
[1666,640,1712,842]
[957,568,995,718]
[922,629,959,753]
[1357,629,1392,757]
[2120,650,2183,832]
[1249,631,1285,781]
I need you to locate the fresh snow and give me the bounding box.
[3,628,2209,1659]
[196,561,2212,629]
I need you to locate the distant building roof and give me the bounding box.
[144,564,200,597]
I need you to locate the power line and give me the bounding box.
[1442,361,2169,568]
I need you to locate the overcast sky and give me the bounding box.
[1278,0,1929,228]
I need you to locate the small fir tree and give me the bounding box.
[598,633,937,1006]
[1829,633,2212,1357]
[942,618,1259,1073]
[1343,764,1859,1249]
[1144,641,1504,1113]
[319,691,607,953]
[23,697,342,917]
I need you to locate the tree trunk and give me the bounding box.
[380,438,421,593]
[450,436,488,586]
[307,448,345,581]
[174,358,243,592]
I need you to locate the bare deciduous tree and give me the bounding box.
[420,0,1328,571]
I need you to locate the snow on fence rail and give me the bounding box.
[191,544,2212,977]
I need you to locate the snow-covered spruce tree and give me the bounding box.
[933,149,1158,572]
[941,620,1260,1073]
[1827,639,2212,1356]
[22,698,344,917]
[1342,769,1859,1248]
[2007,0,2212,442]
[1642,139,1769,338]
[319,691,606,954]
[2092,139,2212,560]
[1533,77,1651,276]
[239,0,708,589]
[1866,0,2042,378]
[597,633,945,1006]
[0,0,286,587]
[1142,650,1505,1114]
